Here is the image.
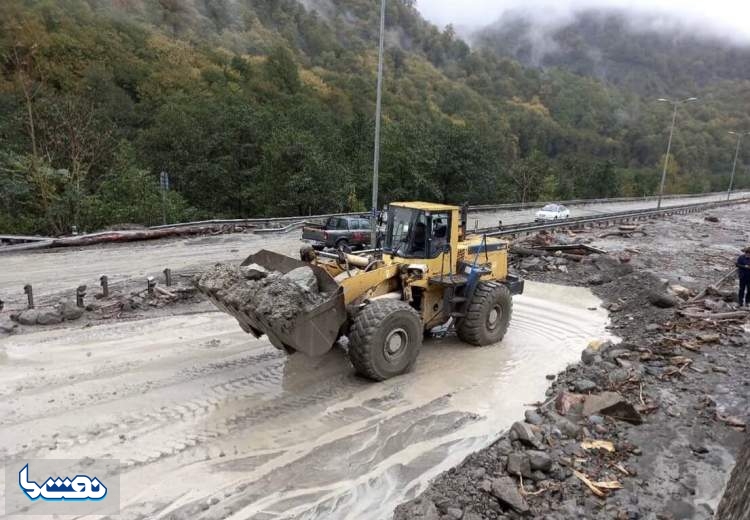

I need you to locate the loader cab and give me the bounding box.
[383,202,459,260]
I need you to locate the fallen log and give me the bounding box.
[154,286,177,299]
[677,310,749,320]
[536,244,608,255]
[687,268,738,303]
[50,225,242,248]
[511,246,585,262]
[598,227,648,239]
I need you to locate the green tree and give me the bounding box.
[264,45,300,94]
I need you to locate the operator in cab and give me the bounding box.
[411,222,427,256]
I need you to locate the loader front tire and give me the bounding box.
[348,300,422,381]
[458,282,512,346]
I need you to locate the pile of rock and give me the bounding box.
[517,252,572,274]
[395,277,749,520]
[196,263,328,334]
[11,300,84,326]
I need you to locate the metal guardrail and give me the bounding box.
[2,192,748,248]
[470,197,750,239]
[467,190,750,213]
[146,191,750,231]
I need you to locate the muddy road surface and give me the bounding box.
[0,283,609,519]
[0,234,301,311]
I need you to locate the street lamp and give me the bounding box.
[656,97,698,209]
[371,0,386,248]
[727,131,750,200]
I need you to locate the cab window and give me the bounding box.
[385,207,428,258]
[428,212,450,258]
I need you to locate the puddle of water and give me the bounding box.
[189,282,612,520]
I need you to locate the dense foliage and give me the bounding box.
[1,0,748,234]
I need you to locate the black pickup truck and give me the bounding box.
[302,215,374,250]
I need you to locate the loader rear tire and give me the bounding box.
[348,300,422,381]
[458,282,512,346]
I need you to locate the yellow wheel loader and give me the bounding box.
[199,202,524,381]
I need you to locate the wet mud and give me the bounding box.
[0,282,609,519]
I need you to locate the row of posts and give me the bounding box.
[18,268,173,310]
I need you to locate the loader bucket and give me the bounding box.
[201,250,347,357]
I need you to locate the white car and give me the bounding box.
[535,204,571,222]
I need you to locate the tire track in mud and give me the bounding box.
[1,284,612,520]
[2,334,374,471]
[4,295,594,467]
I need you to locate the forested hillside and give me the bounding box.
[1,0,749,234]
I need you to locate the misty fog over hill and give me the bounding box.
[471,8,750,95]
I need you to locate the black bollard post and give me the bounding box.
[147,277,156,296]
[24,284,34,309]
[163,268,172,287]
[100,275,109,298]
[76,285,87,308]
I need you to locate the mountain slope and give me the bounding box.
[474,8,750,95]
[0,0,748,234]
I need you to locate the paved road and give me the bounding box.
[469,192,750,229]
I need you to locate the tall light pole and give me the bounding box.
[371,0,386,248]
[656,97,698,209]
[727,131,750,200]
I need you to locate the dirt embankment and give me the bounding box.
[395,205,750,520]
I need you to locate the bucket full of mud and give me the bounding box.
[196,250,346,356]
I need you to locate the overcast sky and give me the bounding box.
[416,0,750,41]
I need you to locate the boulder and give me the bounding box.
[586,274,610,286]
[581,348,599,365]
[14,309,40,326]
[548,412,582,438]
[669,284,691,299]
[607,368,631,385]
[583,392,642,425]
[647,291,679,308]
[58,300,84,321]
[524,409,544,425]
[282,266,318,294]
[520,257,543,271]
[397,498,440,520]
[36,309,63,325]
[527,450,553,472]
[507,452,532,478]
[573,379,597,393]
[606,349,631,360]
[239,263,269,280]
[510,421,543,449]
[555,392,586,416]
[491,477,529,514]
[581,339,613,364]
